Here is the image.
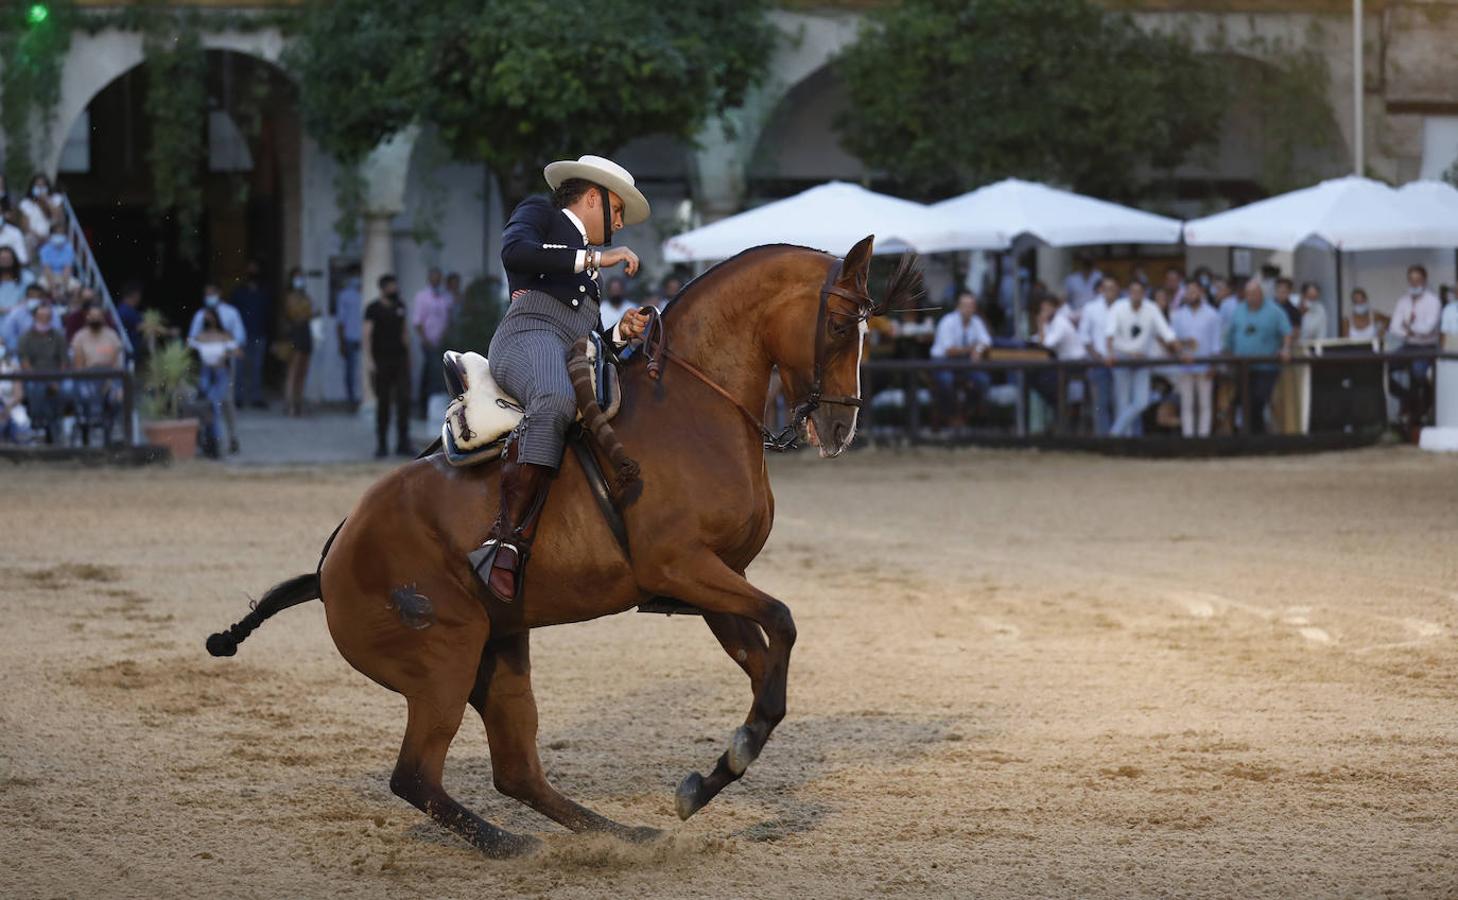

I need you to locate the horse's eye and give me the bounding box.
[829,318,853,339]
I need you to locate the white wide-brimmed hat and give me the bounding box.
[543,155,651,226]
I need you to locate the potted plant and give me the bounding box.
[140,339,200,461]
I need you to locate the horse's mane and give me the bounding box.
[659,244,831,317]
[660,242,924,318]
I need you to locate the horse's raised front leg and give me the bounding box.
[642,557,796,820]
[471,631,661,841]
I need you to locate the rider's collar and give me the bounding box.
[561,208,589,245]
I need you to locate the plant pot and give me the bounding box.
[142,417,200,462]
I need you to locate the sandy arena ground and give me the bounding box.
[2,447,1457,898]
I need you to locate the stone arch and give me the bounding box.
[747,62,866,197]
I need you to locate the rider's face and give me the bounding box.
[585,190,625,244]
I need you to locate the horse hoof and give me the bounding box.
[676,771,705,821]
[727,725,758,776]
[621,824,665,844]
[489,831,542,859]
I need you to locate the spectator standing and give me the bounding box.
[0,247,34,314]
[1033,296,1087,412]
[929,290,993,426]
[189,308,242,458]
[283,267,315,417]
[1062,254,1102,310]
[598,277,635,330]
[17,302,69,442]
[444,271,462,308]
[0,344,29,443]
[1079,276,1120,435]
[1224,279,1294,434]
[1442,285,1458,336]
[1104,281,1182,437]
[70,305,125,440]
[0,174,10,214]
[1170,281,1222,437]
[1161,266,1187,307]
[1274,277,1301,329]
[115,283,144,358]
[411,267,454,420]
[364,274,412,458]
[1297,282,1329,342]
[1214,276,1239,330]
[1341,287,1387,340]
[1388,264,1442,435]
[230,260,271,409]
[0,212,27,265]
[187,286,246,453]
[335,264,364,408]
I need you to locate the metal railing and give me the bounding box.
[855,348,1457,441]
[2,368,136,447]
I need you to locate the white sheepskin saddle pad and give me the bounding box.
[440,336,619,467]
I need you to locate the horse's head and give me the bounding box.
[765,236,923,458]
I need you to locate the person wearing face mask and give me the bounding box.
[410,266,453,420]
[17,301,70,443]
[1341,288,1387,341]
[2,287,49,353]
[189,307,243,458]
[363,274,412,459]
[230,260,272,410]
[1297,282,1328,342]
[38,222,75,280]
[282,267,315,417]
[188,286,247,453]
[69,304,125,442]
[18,175,56,253]
[1389,265,1442,437]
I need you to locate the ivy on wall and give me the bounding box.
[142,24,207,260]
[0,0,74,190]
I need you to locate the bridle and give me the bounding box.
[640,257,874,452]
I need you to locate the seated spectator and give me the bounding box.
[1297,282,1328,342]
[3,285,51,353]
[1170,280,1222,437]
[1223,278,1294,435]
[1104,281,1183,437]
[17,301,70,443]
[1388,264,1442,437]
[1079,277,1121,435]
[0,343,30,444]
[1032,296,1087,412]
[70,304,126,440]
[0,211,27,266]
[62,288,110,343]
[189,308,242,458]
[930,290,993,426]
[0,247,34,315]
[38,219,75,281]
[18,174,57,253]
[1340,287,1387,341]
[0,174,11,214]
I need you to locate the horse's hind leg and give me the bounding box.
[390,688,540,857]
[471,632,660,842]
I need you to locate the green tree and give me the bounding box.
[285,0,775,199]
[835,0,1227,200]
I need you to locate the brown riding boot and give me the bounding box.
[467,444,554,603]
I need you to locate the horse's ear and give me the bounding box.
[839,235,875,286]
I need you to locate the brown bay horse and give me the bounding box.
[206,236,921,856]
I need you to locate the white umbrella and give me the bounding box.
[660,181,991,263]
[920,178,1184,251]
[1183,176,1458,251]
[1395,180,1458,232]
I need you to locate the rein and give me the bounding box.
[639,258,873,452]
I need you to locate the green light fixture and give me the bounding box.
[26,3,49,26]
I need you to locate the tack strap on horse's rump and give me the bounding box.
[567,337,640,503]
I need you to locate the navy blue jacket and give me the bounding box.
[502,195,599,309]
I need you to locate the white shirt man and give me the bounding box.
[930,299,992,360]
[1104,283,1179,437]
[1390,280,1442,347]
[1170,285,1222,437]
[1039,303,1086,360]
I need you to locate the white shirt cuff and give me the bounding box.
[574,250,586,274]
[610,320,627,347]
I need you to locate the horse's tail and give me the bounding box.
[568,337,641,503]
[205,573,320,658]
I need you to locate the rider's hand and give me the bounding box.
[618,308,650,341]
[598,247,640,277]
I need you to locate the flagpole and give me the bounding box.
[1354,0,1365,176]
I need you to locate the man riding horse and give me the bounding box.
[467,155,653,603]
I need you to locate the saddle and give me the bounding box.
[440,332,621,468]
